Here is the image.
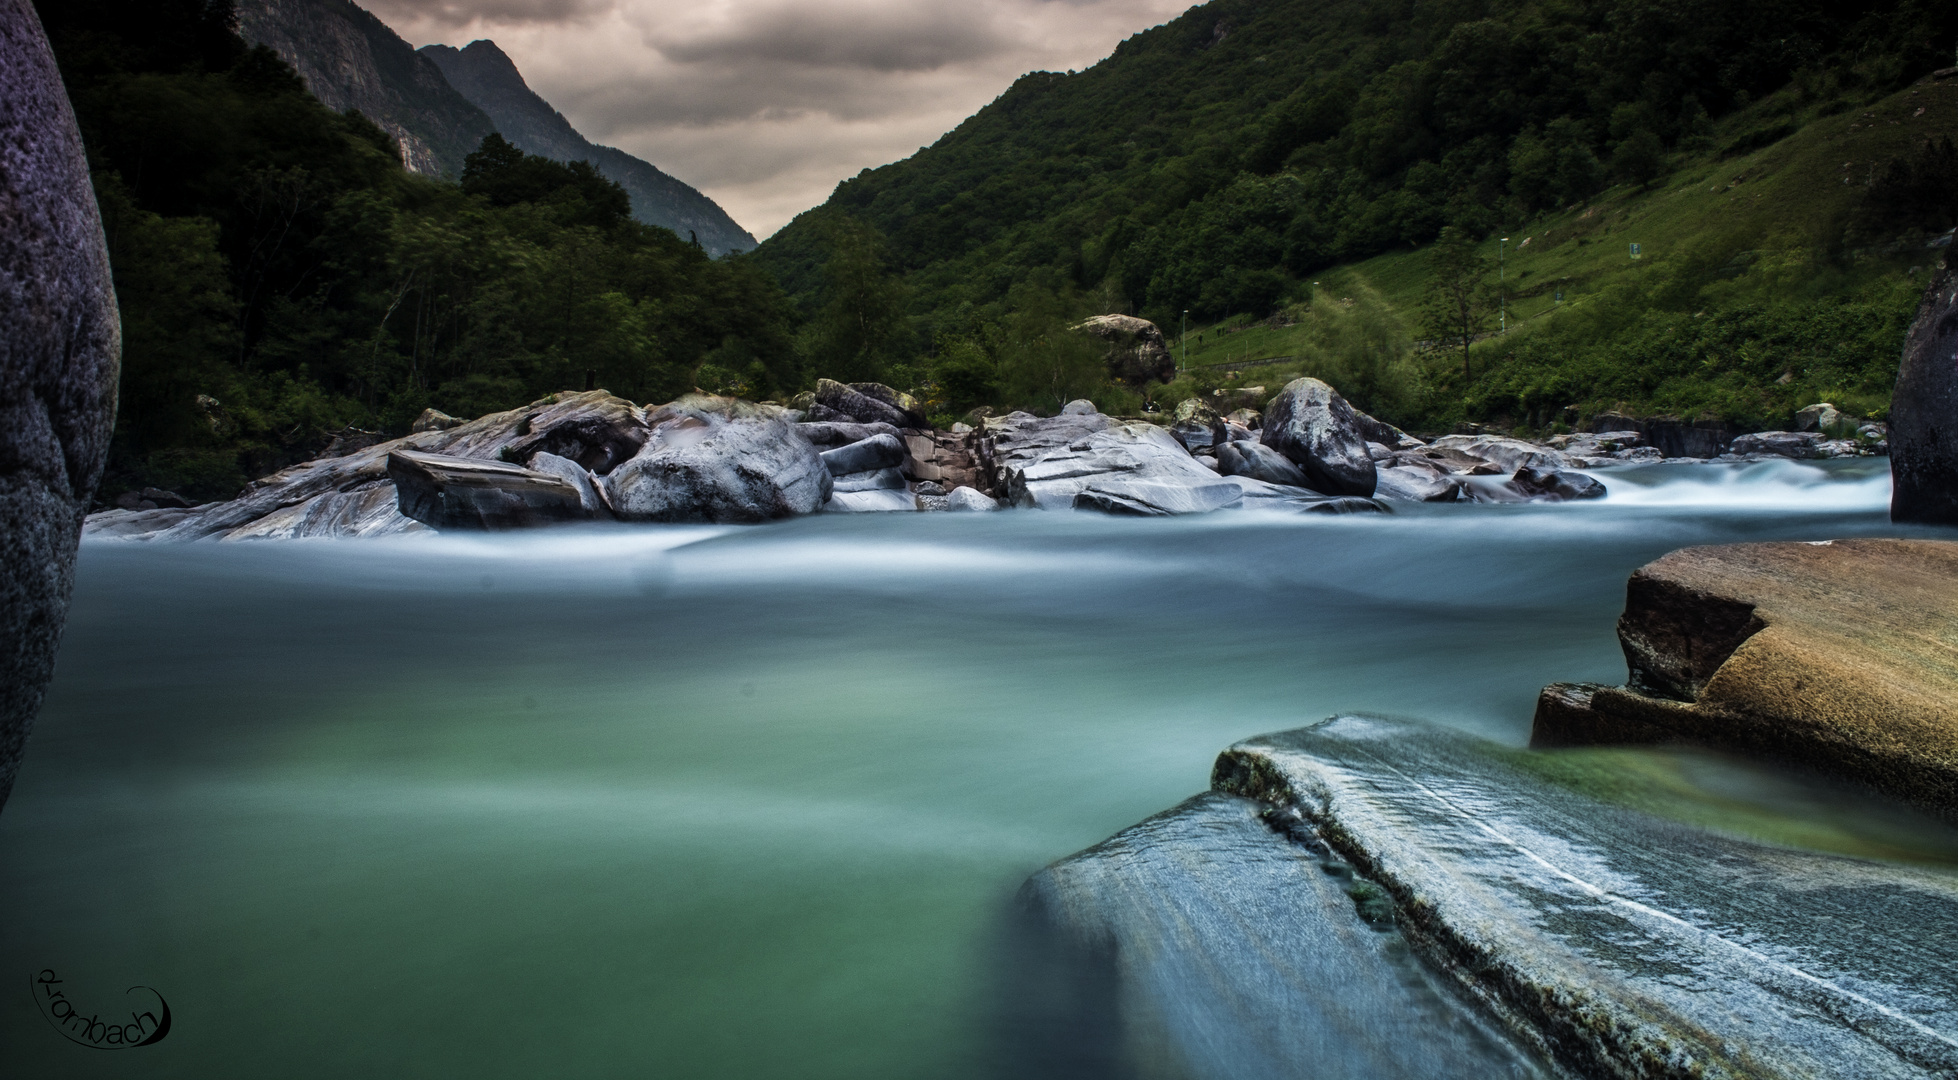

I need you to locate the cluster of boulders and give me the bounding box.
[83,376,1626,540]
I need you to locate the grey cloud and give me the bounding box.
[648,3,1011,72]
[363,0,612,29]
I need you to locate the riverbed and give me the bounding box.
[0,459,1921,1077]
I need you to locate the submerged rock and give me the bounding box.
[1260,378,1378,497]
[1532,539,1958,816]
[1207,714,1958,1080]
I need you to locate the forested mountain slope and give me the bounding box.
[421,40,756,255]
[233,0,492,177]
[757,0,1957,374]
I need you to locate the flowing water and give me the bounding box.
[0,459,1929,1077]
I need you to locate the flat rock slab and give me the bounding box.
[1018,792,1547,1079]
[1540,539,1958,815]
[1213,715,1958,1080]
[387,449,587,530]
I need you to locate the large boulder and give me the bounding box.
[387,450,590,530]
[1259,378,1377,497]
[606,399,830,523]
[1891,249,1958,523]
[1729,431,1829,459]
[820,433,906,476]
[1530,539,1958,816]
[1427,434,1573,472]
[1074,314,1175,385]
[1,1,122,810]
[1213,440,1310,488]
[808,379,924,428]
[981,410,1243,514]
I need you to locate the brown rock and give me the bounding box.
[1532,539,1958,816]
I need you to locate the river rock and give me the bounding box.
[809,378,924,427]
[497,392,648,473]
[1591,414,1739,457]
[1260,378,1377,497]
[1373,464,1470,502]
[1060,398,1098,416]
[1074,313,1175,385]
[606,400,829,523]
[1427,434,1572,472]
[411,407,464,432]
[1531,539,1958,816]
[1506,465,1605,501]
[1,1,123,810]
[944,487,998,511]
[1208,714,1958,1079]
[1730,430,1829,458]
[1227,408,1261,430]
[1214,440,1311,488]
[820,433,906,476]
[1794,402,1842,432]
[795,420,903,447]
[823,489,916,513]
[525,451,611,517]
[388,450,589,530]
[830,467,906,493]
[1893,252,1958,522]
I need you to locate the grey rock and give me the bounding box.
[388,449,589,530]
[222,484,426,539]
[606,404,829,523]
[1018,790,1549,1079]
[1210,715,1958,1079]
[1794,402,1842,432]
[912,480,948,496]
[1260,378,1377,497]
[1227,407,1262,430]
[412,407,464,432]
[1893,252,1958,522]
[1071,477,1242,516]
[1222,475,1389,514]
[1170,418,1220,453]
[1731,431,1828,459]
[526,451,612,517]
[1193,454,1220,472]
[1073,313,1175,384]
[913,494,950,511]
[812,379,923,428]
[1373,465,1471,503]
[1215,440,1312,488]
[1060,398,1098,415]
[823,488,916,512]
[944,486,999,511]
[796,420,902,447]
[820,433,906,476]
[1427,434,1573,473]
[830,467,907,493]
[1,0,122,811]
[82,507,194,539]
[1506,465,1606,501]
[497,392,648,473]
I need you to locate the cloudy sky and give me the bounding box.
[365,0,1192,239]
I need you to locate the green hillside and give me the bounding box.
[756,0,1958,430]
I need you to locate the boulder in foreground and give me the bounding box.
[1,1,122,810]
[1532,539,1958,816]
[1890,248,1958,523]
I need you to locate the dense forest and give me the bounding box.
[35,0,1958,498]
[39,0,799,499]
[757,0,1958,426]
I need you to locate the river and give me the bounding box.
[0,459,1919,1077]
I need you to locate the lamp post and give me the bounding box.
[1499,238,1508,333]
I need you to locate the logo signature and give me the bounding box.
[31,969,171,1048]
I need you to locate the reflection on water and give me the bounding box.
[0,461,1936,1078]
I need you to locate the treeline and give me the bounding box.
[41,0,799,499]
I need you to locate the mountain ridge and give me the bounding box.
[234,0,492,177]
[421,40,756,256]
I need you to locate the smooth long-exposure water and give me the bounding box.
[0,460,1924,1077]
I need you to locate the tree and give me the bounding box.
[797,219,910,384]
[1612,129,1667,189]
[1420,227,1495,380]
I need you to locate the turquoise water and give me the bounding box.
[0,460,1916,1077]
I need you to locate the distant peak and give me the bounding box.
[459,38,520,75]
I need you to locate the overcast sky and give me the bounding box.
[365,0,1191,239]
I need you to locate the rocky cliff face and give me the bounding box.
[234,0,492,177]
[420,40,756,255]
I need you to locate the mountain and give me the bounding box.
[233,0,492,177]
[421,40,756,256]
[755,0,1957,326]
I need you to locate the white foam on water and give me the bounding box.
[1593,459,1891,511]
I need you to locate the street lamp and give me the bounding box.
[1499,238,1508,333]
